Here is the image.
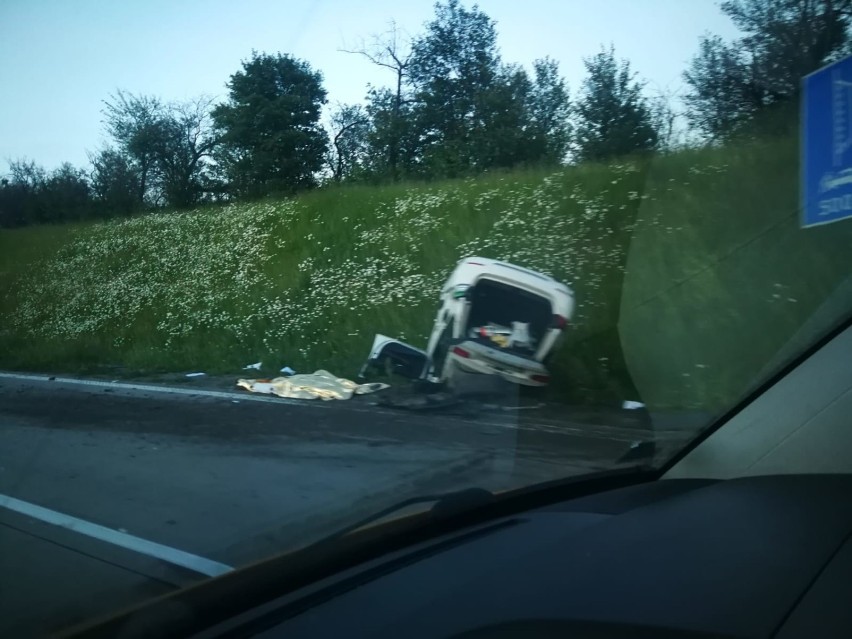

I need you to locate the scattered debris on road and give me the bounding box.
[280,366,296,376]
[374,391,465,412]
[237,370,388,401]
[243,362,262,371]
[375,389,547,415]
[185,372,206,378]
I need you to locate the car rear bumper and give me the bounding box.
[448,341,549,386]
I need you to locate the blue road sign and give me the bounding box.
[802,54,852,227]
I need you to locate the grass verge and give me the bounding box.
[2,132,849,410]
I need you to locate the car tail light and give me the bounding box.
[452,346,471,358]
[531,374,550,384]
[552,314,568,329]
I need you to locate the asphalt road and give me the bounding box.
[0,374,658,637]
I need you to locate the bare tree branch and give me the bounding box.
[339,21,412,181]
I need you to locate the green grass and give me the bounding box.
[1,133,849,410]
[621,135,852,409]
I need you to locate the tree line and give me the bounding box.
[2,0,850,227]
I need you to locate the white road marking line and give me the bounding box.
[0,493,233,577]
[0,371,432,418]
[0,371,616,430]
[0,371,328,408]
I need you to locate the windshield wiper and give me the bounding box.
[310,486,497,546]
[65,468,655,639]
[307,464,654,552]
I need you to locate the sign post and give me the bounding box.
[802,54,852,227]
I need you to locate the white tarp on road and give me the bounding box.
[237,370,389,401]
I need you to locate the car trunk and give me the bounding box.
[463,278,553,358]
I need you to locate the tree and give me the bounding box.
[6,159,51,224]
[342,22,414,181]
[525,57,571,164]
[648,90,686,152]
[683,35,767,140]
[103,92,219,209]
[8,158,46,191]
[684,1,852,140]
[103,91,164,205]
[408,0,503,176]
[0,159,93,226]
[88,146,141,216]
[470,64,535,169]
[572,46,658,162]
[212,52,328,197]
[723,0,852,97]
[153,96,219,208]
[324,103,370,182]
[42,163,92,221]
[443,57,571,170]
[363,86,424,179]
[350,2,570,180]
[0,159,46,226]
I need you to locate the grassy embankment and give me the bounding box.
[1,132,849,410]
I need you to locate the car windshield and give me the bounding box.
[1,0,851,635]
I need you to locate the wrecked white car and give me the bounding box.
[361,257,575,387]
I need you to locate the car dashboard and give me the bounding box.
[198,474,852,639]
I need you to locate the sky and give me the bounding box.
[0,0,739,172]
